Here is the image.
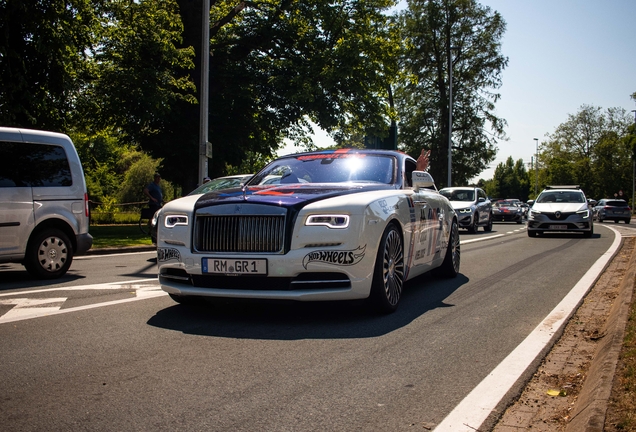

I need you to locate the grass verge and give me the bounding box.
[90,225,153,248]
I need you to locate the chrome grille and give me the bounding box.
[195,215,285,252]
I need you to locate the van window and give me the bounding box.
[0,141,72,187]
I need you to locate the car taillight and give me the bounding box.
[85,193,90,217]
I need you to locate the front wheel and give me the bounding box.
[369,224,404,314]
[467,214,477,234]
[24,229,73,279]
[436,220,460,278]
[483,214,493,232]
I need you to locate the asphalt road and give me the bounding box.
[0,223,622,431]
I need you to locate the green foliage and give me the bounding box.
[77,0,196,144]
[170,0,402,191]
[396,0,506,187]
[0,0,98,129]
[92,196,118,224]
[540,105,633,200]
[491,157,529,200]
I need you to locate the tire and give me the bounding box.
[369,224,404,314]
[483,213,493,232]
[467,214,477,234]
[436,220,460,278]
[24,229,73,279]
[598,218,603,223]
[626,219,631,224]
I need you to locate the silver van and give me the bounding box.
[0,127,93,278]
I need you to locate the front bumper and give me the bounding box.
[527,218,592,232]
[492,212,522,222]
[76,232,93,255]
[157,247,376,302]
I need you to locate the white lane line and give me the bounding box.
[0,280,166,324]
[434,225,622,431]
[0,278,157,297]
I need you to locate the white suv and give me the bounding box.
[0,127,93,278]
[527,185,593,238]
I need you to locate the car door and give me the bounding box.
[0,139,35,257]
[475,188,489,224]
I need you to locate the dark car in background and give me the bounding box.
[491,199,524,224]
[593,199,631,224]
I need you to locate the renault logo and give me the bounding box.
[555,211,561,219]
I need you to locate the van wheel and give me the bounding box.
[24,229,73,279]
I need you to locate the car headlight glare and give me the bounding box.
[577,209,590,218]
[306,214,350,229]
[164,215,189,228]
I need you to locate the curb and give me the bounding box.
[566,239,636,431]
[86,245,156,255]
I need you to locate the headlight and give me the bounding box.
[457,208,472,214]
[577,209,590,218]
[164,214,189,228]
[305,214,350,229]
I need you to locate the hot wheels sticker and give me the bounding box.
[302,245,366,269]
[157,247,181,262]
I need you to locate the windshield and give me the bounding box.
[493,200,518,207]
[188,175,251,196]
[440,189,474,201]
[537,191,585,204]
[247,153,396,185]
[605,200,628,207]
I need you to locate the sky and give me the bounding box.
[278,0,636,181]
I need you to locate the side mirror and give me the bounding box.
[412,171,436,192]
[478,197,485,203]
[527,200,534,206]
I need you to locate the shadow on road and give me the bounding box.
[147,273,468,340]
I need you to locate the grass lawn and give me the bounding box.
[90,225,153,248]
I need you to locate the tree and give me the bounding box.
[0,0,98,129]
[396,0,507,187]
[170,0,401,190]
[78,0,196,144]
[541,104,633,199]
[491,156,529,200]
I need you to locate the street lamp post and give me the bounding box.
[534,137,539,197]
[198,0,210,185]
[447,49,454,188]
[632,110,635,212]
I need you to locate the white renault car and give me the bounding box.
[527,185,593,237]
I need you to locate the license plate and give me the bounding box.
[549,225,567,230]
[202,258,268,275]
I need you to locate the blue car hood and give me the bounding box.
[194,183,392,211]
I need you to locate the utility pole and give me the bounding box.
[447,48,454,188]
[534,138,539,197]
[198,0,210,185]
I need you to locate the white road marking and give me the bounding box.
[434,225,622,431]
[0,279,166,324]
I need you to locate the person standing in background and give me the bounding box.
[144,173,163,214]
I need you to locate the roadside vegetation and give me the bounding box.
[606,281,636,431]
[89,225,153,249]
